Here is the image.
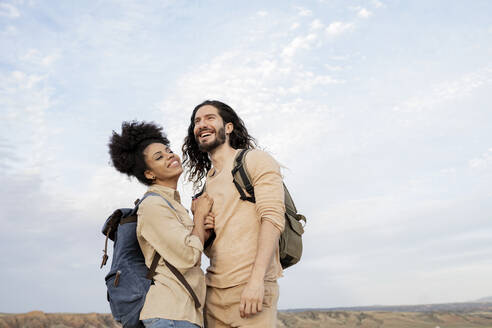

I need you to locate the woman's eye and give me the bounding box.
[167,148,173,153]
[156,156,162,160]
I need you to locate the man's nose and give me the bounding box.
[195,120,205,130]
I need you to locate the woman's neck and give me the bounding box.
[153,178,178,190]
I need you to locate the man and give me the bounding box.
[182,100,285,327]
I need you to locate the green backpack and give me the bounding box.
[231,149,306,269]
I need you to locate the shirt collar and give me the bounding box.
[147,184,181,203]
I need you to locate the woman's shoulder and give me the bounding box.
[138,190,192,227]
[137,192,175,214]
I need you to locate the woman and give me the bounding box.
[108,121,213,328]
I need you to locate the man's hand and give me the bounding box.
[239,278,264,318]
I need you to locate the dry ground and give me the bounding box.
[2,310,492,328]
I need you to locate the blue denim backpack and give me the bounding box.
[100,192,200,328]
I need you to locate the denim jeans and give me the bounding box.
[142,318,200,328]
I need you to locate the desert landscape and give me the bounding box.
[2,302,492,328]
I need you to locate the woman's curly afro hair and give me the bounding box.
[108,120,169,186]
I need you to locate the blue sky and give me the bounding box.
[1,0,492,313]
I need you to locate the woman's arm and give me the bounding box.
[190,192,214,245]
[138,197,206,270]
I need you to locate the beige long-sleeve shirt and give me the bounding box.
[204,149,285,288]
[136,184,206,327]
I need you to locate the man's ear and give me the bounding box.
[225,122,234,134]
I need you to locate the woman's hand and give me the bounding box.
[204,213,215,240]
[190,193,213,245]
[192,192,213,221]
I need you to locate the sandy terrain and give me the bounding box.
[2,306,492,328]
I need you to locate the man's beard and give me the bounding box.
[197,126,226,152]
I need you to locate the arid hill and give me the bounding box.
[0,311,118,328]
[277,310,492,327]
[2,305,492,328]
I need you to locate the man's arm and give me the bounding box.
[239,150,285,318]
[239,220,280,318]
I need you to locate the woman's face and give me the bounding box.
[143,143,183,184]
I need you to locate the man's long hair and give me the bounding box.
[182,100,257,190]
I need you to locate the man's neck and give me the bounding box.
[209,143,237,173]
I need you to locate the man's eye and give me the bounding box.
[156,156,163,160]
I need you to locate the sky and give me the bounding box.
[1,0,492,314]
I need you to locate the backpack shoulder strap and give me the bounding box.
[141,191,201,309]
[231,149,256,203]
[146,252,201,308]
[133,191,176,212]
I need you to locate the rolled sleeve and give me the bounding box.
[138,198,203,270]
[247,150,285,233]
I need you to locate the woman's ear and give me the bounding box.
[144,169,155,181]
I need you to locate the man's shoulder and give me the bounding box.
[243,148,280,171]
[245,148,276,160]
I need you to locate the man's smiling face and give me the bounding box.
[193,105,227,152]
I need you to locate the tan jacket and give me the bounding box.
[204,149,285,288]
[136,184,205,327]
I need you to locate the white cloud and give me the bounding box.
[152,10,356,173]
[392,66,492,114]
[290,22,300,30]
[440,168,457,175]
[310,19,324,30]
[155,28,343,166]
[0,69,56,177]
[350,6,373,18]
[297,6,312,16]
[325,64,344,71]
[21,49,61,67]
[433,68,490,100]
[469,148,492,170]
[372,0,384,8]
[357,8,372,18]
[41,53,60,66]
[11,70,26,81]
[329,54,350,61]
[0,3,20,18]
[257,10,268,17]
[63,166,147,220]
[312,195,409,234]
[282,33,318,57]
[2,25,17,35]
[21,48,40,61]
[9,70,47,93]
[325,21,354,36]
